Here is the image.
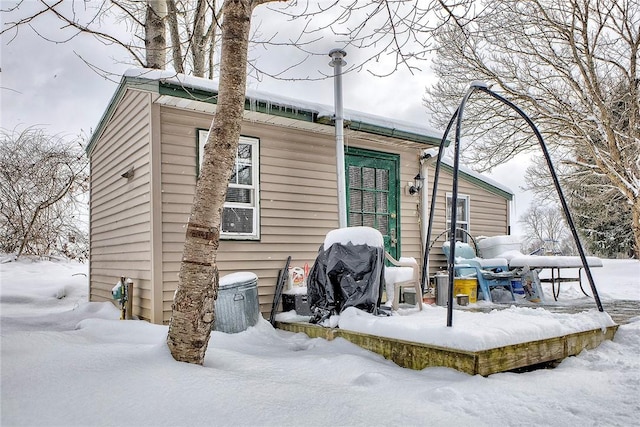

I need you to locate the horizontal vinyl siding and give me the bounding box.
[398,150,423,259]
[156,105,510,324]
[158,108,428,323]
[159,108,203,324]
[159,108,344,323]
[89,89,152,319]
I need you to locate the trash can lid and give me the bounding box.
[219,272,258,289]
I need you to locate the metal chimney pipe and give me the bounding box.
[329,49,348,228]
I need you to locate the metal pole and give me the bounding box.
[424,82,604,328]
[477,87,604,312]
[445,85,481,326]
[124,278,134,320]
[329,49,348,228]
[421,108,459,290]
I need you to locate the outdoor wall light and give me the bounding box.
[121,166,134,180]
[409,173,423,195]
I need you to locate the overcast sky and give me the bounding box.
[0,1,532,235]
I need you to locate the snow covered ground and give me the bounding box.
[1,257,639,426]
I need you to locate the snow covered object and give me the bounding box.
[307,227,385,323]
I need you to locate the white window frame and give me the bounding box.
[198,130,260,240]
[445,193,470,242]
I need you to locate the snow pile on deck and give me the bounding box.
[338,305,615,352]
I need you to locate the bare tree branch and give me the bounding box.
[426,0,640,256]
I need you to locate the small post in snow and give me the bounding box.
[329,49,348,228]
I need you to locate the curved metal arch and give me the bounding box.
[422,83,603,327]
[427,227,479,255]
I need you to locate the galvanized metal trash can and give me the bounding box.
[435,272,449,306]
[215,272,260,333]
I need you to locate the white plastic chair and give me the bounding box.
[384,252,423,311]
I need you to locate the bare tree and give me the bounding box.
[145,0,168,70]
[166,0,273,364]
[3,0,454,364]
[569,176,635,258]
[522,77,638,258]
[1,0,222,78]
[525,152,636,258]
[0,127,88,259]
[425,0,640,257]
[519,202,576,256]
[166,0,453,364]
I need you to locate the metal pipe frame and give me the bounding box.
[421,83,604,327]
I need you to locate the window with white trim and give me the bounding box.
[198,130,260,240]
[445,193,470,242]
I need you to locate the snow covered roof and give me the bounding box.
[440,157,514,199]
[86,68,442,155]
[128,68,442,138]
[86,68,512,199]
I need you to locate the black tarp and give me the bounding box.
[307,242,384,323]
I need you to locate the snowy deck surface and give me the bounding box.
[277,305,615,352]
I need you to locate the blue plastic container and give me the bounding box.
[511,279,525,296]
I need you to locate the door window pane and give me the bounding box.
[376,192,388,213]
[363,167,375,189]
[363,214,375,228]
[349,166,361,188]
[363,192,375,213]
[376,169,388,190]
[378,215,388,234]
[350,190,362,211]
[350,212,363,226]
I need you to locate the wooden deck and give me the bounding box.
[275,321,619,376]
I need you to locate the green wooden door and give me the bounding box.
[345,147,400,258]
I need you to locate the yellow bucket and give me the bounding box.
[454,278,478,303]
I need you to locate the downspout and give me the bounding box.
[329,49,348,228]
[420,161,429,264]
[420,148,439,288]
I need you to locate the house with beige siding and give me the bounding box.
[86,69,514,324]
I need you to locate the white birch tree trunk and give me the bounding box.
[167,0,282,365]
[145,1,167,69]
